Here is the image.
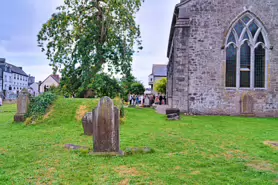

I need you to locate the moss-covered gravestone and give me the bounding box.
[82,112,93,136]
[14,89,30,122]
[91,97,123,155]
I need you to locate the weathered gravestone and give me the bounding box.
[92,97,122,155]
[82,112,93,136]
[166,108,180,120]
[240,94,254,116]
[14,89,30,122]
[144,96,150,107]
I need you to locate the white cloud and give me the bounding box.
[0,0,180,85]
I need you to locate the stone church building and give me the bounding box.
[167,0,278,117]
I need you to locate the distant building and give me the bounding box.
[28,75,35,86]
[29,82,40,97]
[40,75,60,93]
[0,58,29,97]
[148,64,167,94]
[144,88,152,95]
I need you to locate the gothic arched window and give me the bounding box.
[225,13,269,89]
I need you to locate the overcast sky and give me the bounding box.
[0,0,180,87]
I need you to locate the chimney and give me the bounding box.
[0,58,5,63]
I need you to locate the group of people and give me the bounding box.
[129,94,167,106]
[129,94,143,105]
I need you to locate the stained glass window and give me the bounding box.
[227,32,236,43]
[240,71,250,88]
[240,42,251,69]
[255,45,265,88]
[256,32,265,43]
[243,32,249,40]
[249,22,259,37]
[242,16,251,24]
[226,14,267,89]
[226,45,237,87]
[234,21,244,38]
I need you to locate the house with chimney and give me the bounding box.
[40,75,60,93]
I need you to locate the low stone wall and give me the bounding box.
[4,100,17,104]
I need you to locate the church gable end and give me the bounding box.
[167,0,278,117]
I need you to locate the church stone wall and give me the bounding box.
[169,0,278,117]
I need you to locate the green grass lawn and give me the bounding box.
[0,98,277,185]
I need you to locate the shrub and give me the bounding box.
[26,92,57,120]
[24,117,33,126]
[114,96,125,123]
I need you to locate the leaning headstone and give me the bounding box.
[82,112,93,136]
[92,97,122,155]
[241,94,254,116]
[144,97,150,107]
[14,89,30,122]
[166,108,180,121]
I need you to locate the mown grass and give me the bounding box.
[0,98,277,184]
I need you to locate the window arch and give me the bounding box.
[225,13,269,89]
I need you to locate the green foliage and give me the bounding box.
[26,92,57,119]
[38,0,144,88]
[125,147,154,156]
[24,117,33,126]
[60,67,82,97]
[114,96,125,124]
[120,73,138,101]
[129,82,145,95]
[88,73,122,99]
[154,78,167,94]
[1,100,278,184]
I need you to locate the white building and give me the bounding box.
[0,58,29,97]
[148,64,167,94]
[40,75,60,93]
[29,82,40,97]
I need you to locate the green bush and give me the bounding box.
[114,96,125,118]
[26,92,57,119]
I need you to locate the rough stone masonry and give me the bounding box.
[167,0,278,117]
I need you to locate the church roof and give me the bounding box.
[167,0,192,58]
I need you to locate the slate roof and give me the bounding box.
[167,0,192,57]
[41,74,61,85]
[0,58,28,76]
[51,75,60,83]
[152,64,167,77]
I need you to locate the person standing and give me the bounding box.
[129,94,133,105]
[159,94,163,105]
[0,96,2,106]
[132,94,136,105]
[163,95,167,105]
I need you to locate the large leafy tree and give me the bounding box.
[38,0,144,87]
[120,72,137,100]
[88,73,122,98]
[60,66,82,97]
[130,82,145,95]
[154,78,167,94]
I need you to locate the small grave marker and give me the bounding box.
[241,94,254,116]
[82,112,93,136]
[14,89,30,122]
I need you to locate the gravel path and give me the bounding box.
[155,105,170,115]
